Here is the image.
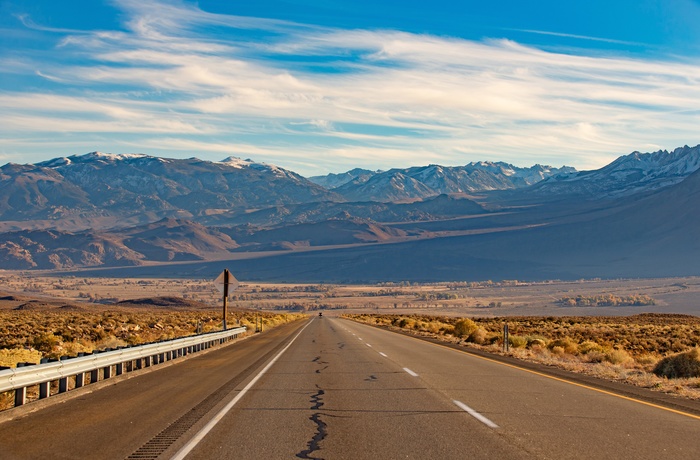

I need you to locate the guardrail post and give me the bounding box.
[59,377,68,393]
[76,373,85,388]
[15,387,26,406]
[39,381,50,399]
[104,365,112,379]
[116,362,124,376]
[90,369,99,383]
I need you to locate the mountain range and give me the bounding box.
[0,152,336,224]
[310,162,576,202]
[529,145,700,199]
[1,145,700,281]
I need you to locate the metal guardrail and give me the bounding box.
[0,326,246,408]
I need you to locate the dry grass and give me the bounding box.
[0,308,303,364]
[346,313,700,400]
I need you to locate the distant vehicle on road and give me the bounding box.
[319,312,323,317]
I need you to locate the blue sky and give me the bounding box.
[1,0,700,175]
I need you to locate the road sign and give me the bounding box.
[214,270,239,295]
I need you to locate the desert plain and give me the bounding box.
[1,272,700,410]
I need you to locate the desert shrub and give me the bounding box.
[605,348,633,365]
[551,346,565,355]
[62,341,94,356]
[653,348,700,378]
[578,341,604,355]
[466,327,488,345]
[583,351,606,363]
[508,335,528,348]
[32,332,61,354]
[547,337,578,355]
[95,336,127,350]
[453,318,477,338]
[526,337,547,348]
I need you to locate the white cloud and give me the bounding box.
[2,0,700,173]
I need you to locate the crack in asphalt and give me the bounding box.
[296,385,327,460]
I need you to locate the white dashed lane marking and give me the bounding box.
[453,400,499,429]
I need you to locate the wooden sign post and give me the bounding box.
[214,269,239,331]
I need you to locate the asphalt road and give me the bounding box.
[2,316,699,459]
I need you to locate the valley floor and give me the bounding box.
[2,272,700,316]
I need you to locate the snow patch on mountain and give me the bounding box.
[219,156,256,169]
[534,145,700,197]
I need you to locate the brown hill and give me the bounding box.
[222,218,410,251]
[0,218,239,269]
[122,218,238,261]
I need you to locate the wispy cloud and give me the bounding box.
[511,29,646,47]
[1,0,700,174]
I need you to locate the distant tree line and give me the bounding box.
[558,294,655,307]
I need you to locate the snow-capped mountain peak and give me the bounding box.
[219,156,255,169]
[534,144,700,197]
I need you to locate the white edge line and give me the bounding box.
[403,367,418,377]
[453,400,499,429]
[366,343,372,347]
[170,319,315,460]
[379,352,388,357]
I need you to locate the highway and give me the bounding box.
[1,316,698,459]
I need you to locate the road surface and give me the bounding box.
[1,316,698,459]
